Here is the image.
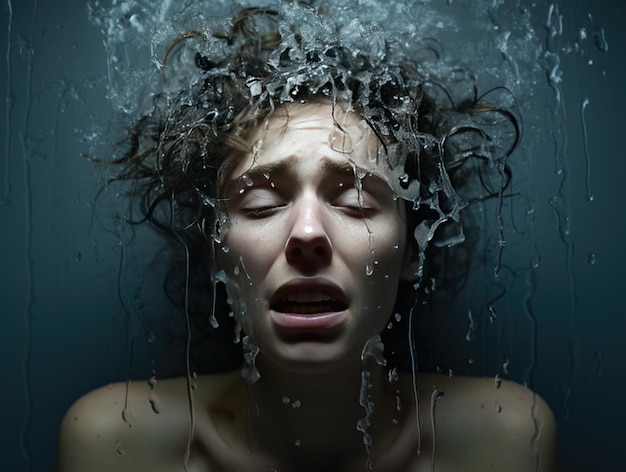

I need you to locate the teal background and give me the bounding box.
[1,1,624,470]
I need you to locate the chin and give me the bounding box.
[260,340,363,375]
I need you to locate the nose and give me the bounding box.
[285,194,332,274]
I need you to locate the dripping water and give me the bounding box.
[242,335,261,384]
[544,2,580,411]
[2,0,14,205]
[18,1,39,466]
[407,302,422,455]
[580,98,594,201]
[171,195,195,470]
[429,387,444,472]
[357,335,386,471]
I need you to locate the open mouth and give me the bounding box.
[270,290,348,315]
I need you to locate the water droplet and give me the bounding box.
[330,129,353,153]
[282,396,290,404]
[394,313,401,322]
[121,407,133,428]
[494,374,502,389]
[149,392,161,414]
[587,253,596,265]
[294,439,301,447]
[594,350,604,376]
[75,252,82,262]
[531,253,541,268]
[593,28,608,52]
[241,174,253,187]
[388,367,399,384]
[465,310,477,341]
[365,263,374,276]
[468,358,475,365]
[115,440,126,455]
[221,245,230,254]
[502,359,510,374]
[145,329,156,343]
[291,400,301,409]
[488,305,497,323]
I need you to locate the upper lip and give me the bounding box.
[269,278,348,310]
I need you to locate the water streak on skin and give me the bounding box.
[429,387,444,472]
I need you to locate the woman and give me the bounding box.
[56,5,557,471]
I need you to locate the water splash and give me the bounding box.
[357,335,386,471]
[242,335,261,383]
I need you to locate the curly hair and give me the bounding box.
[105,4,519,372]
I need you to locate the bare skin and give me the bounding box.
[55,371,557,471]
[56,104,557,471]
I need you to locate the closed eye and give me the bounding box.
[237,187,287,218]
[331,188,377,216]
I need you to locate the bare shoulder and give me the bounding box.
[417,374,558,471]
[55,372,244,472]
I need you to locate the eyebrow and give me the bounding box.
[235,158,296,183]
[225,156,394,204]
[231,156,372,183]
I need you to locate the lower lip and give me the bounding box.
[270,310,346,331]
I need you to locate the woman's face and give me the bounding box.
[219,103,414,374]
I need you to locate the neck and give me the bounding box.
[243,354,400,471]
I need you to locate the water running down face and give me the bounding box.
[218,103,417,376]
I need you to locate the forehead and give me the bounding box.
[230,102,383,178]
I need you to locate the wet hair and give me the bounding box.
[106,5,519,373]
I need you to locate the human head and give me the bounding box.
[216,101,419,375]
[110,4,518,372]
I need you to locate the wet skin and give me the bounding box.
[219,102,416,375]
[55,103,558,472]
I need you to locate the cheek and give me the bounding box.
[219,220,281,291]
[368,220,407,273]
